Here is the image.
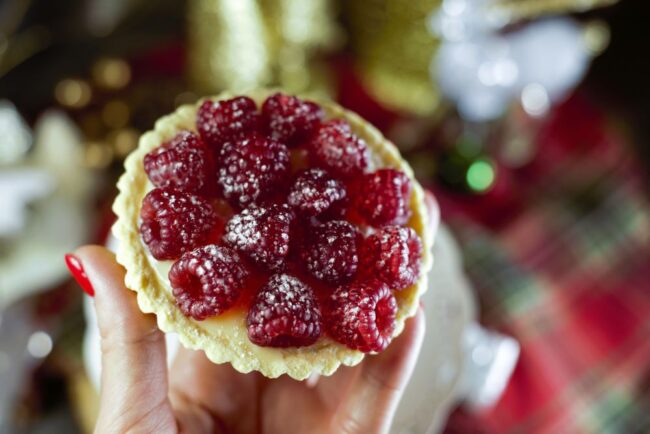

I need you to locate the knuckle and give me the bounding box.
[96,399,176,434]
[99,323,162,355]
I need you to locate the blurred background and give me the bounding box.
[0,0,649,433]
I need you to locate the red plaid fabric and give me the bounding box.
[440,94,650,434]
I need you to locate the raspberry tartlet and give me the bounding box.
[113,90,434,379]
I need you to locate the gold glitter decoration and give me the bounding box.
[92,58,131,90]
[261,0,341,94]
[343,0,443,116]
[187,0,340,96]
[55,79,92,109]
[494,0,619,22]
[188,0,271,93]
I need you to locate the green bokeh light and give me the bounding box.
[466,158,496,192]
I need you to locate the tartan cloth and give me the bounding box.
[439,94,650,434]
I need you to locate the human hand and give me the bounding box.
[69,194,439,434]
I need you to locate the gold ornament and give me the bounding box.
[187,0,340,96]
[261,0,341,96]
[188,0,270,93]
[343,0,443,116]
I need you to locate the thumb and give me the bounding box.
[332,309,425,434]
[72,245,175,433]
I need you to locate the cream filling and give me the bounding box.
[145,249,285,362]
[147,251,348,361]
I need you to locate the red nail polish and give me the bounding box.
[64,254,95,296]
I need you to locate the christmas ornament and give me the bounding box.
[343,0,616,117]
[431,0,610,121]
[187,0,340,96]
[188,0,270,92]
[344,0,444,116]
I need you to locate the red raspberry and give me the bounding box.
[301,220,360,285]
[317,194,350,222]
[261,93,323,146]
[287,169,347,217]
[360,226,422,291]
[218,133,290,208]
[223,203,294,271]
[169,245,248,320]
[326,280,397,353]
[247,274,322,347]
[307,120,369,178]
[353,169,412,226]
[140,188,217,260]
[143,131,213,194]
[196,96,260,152]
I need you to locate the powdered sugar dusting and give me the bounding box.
[224,203,294,271]
[360,226,421,290]
[139,187,216,260]
[287,168,347,216]
[218,133,290,208]
[197,97,260,152]
[143,130,213,194]
[308,119,369,178]
[326,280,397,353]
[247,273,322,347]
[353,168,412,226]
[169,244,249,320]
[262,93,323,146]
[301,220,360,284]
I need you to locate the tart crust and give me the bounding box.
[112,89,434,380]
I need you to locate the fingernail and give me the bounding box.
[64,253,95,297]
